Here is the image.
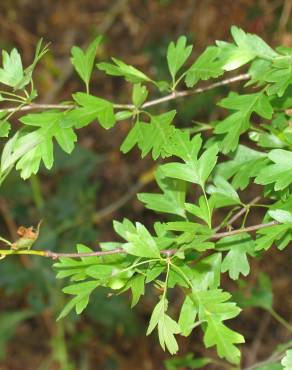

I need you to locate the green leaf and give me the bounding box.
[255,149,292,190]
[215,92,273,153]
[140,111,176,159]
[178,295,197,336]
[61,92,116,129]
[185,46,224,87]
[208,176,241,208]
[191,253,222,291]
[132,83,148,107]
[138,167,186,218]
[85,265,114,279]
[204,317,244,364]
[158,312,181,354]
[255,223,291,251]
[282,349,292,370]
[0,48,24,88]
[165,129,202,162]
[195,289,241,322]
[147,298,181,355]
[120,120,144,153]
[0,119,11,137]
[58,280,99,319]
[114,220,160,258]
[268,210,292,224]
[167,36,192,81]
[218,233,255,280]
[1,112,77,179]
[266,57,292,97]
[230,26,277,60]
[147,299,164,335]
[161,140,218,187]
[216,145,268,190]
[216,26,277,71]
[129,274,145,307]
[121,110,176,159]
[15,39,49,90]
[71,35,103,91]
[97,57,151,83]
[185,195,213,227]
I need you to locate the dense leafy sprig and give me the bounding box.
[0,26,292,368]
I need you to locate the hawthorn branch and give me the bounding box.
[0,220,278,260]
[215,195,262,232]
[141,73,250,108]
[0,73,250,113]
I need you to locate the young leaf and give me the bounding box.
[167,36,192,81]
[1,112,77,179]
[58,280,99,319]
[132,83,148,107]
[129,274,145,308]
[204,317,244,365]
[255,223,291,251]
[147,298,181,355]
[165,129,202,161]
[268,210,292,224]
[97,57,151,83]
[185,195,213,227]
[215,91,273,153]
[161,140,218,187]
[140,111,176,159]
[0,48,24,88]
[255,149,292,190]
[185,46,224,87]
[61,92,116,129]
[114,220,160,258]
[216,26,277,71]
[138,168,186,218]
[215,145,268,190]
[281,349,292,370]
[71,35,103,92]
[265,56,292,97]
[178,295,197,336]
[208,176,241,208]
[121,110,176,159]
[0,119,11,137]
[217,233,255,280]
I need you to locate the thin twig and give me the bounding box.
[0,103,74,113]
[142,73,250,108]
[222,196,262,230]
[210,221,277,240]
[0,220,278,260]
[0,73,250,114]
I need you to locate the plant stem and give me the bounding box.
[269,308,292,333]
[30,174,44,210]
[0,74,250,113]
[202,188,212,228]
[0,220,279,260]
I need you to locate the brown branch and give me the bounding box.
[1,103,74,113]
[216,195,262,232]
[0,73,250,114]
[210,221,278,240]
[142,73,250,108]
[0,220,278,260]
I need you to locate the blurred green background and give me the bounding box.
[0,1,291,369]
